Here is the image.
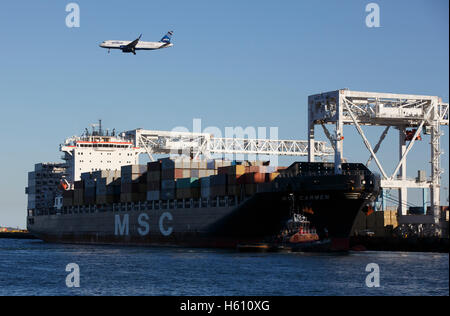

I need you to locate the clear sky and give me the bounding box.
[0,0,448,228]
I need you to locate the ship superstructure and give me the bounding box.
[60,121,140,183]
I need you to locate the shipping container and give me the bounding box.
[62,190,74,207]
[210,174,227,186]
[176,178,199,189]
[85,178,96,188]
[176,187,200,199]
[120,192,146,203]
[161,179,176,190]
[80,172,92,181]
[190,169,199,178]
[147,181,161,191]
[74,180,84,190]
[147,161,162,172]
[161,189,176,200]
[210,185,227,197]
[240,172,266,184]
[121,164,147,175]
[181,169,191,178]
[146,190,160,201]
[266,172,280,182]
[147,171,161,182]
[200,177,211,198]
[160,157,190,170]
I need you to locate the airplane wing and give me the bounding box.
[124,34,142,49]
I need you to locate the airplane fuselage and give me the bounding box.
[99,40,173,51]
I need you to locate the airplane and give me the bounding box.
[99,31,173,55]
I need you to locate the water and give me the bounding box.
[0,239,448,296]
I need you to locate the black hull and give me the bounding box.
[28,191,372,251]
[28,162,380,251]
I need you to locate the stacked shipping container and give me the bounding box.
[158,158,219,201]
[61,158,283,206]
[73,180,84,206]
[95,170,121,204]
[120,165,147,202]
[147,161,162,201]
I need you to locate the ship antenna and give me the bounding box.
[99,119,102,136]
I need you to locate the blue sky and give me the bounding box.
[0,0,448,228]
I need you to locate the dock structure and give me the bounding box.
[307,89,448,235]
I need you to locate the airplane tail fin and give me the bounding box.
[160,31,173,43]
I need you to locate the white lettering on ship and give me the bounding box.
[159,212,173,236]
[114,212,173,237]
[137,213,150,236]
[115,214,129,236]
[298,194,330,201]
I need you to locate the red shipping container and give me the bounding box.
[174,168,184,179]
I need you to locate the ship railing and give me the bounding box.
[289,170,373,177]
[54,195,245,216]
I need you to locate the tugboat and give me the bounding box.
[236,214,321,252]
[278,214,320,244]
[237,195,321,252]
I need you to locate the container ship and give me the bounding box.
[26,124,381,251]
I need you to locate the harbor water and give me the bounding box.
[0,239,448,296]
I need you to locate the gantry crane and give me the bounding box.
[307,89,448,232]
[122,129,334,161]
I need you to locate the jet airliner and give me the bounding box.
[99,31,173,55]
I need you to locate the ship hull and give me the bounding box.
[28,191,370,251]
